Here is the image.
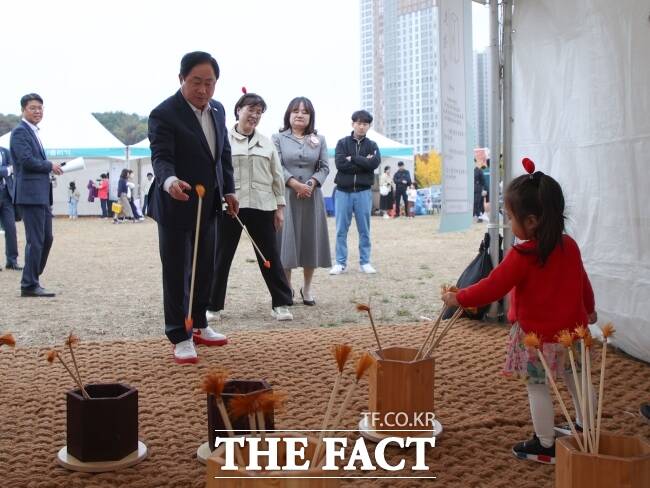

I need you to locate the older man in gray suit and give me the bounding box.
[10,93,63,297]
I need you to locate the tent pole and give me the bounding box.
[486,0,502,320]
[502,0,513,254]
[500,0,514,314]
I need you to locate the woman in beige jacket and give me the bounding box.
[207,92,293,321]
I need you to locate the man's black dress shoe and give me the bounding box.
[5,263,23,270]
[641,403,650,423]
[21,286,56,297]
[300,288,316,306]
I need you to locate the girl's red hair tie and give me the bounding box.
[241,86,247,94]
[522,157,535,177]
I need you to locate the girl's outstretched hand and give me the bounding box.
[441,292,459,307]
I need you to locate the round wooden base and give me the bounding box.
[56,441,148,472]
[197,441,212,464]
[358,417,443,444]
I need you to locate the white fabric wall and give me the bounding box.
[51,158,113,216]
[512,0,650,361]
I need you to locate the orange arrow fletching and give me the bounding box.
[195,184,206,198]
[0,333,16,347]
[184,317,194,333]
[263,260,271,269]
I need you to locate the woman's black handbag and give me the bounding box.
[443,232,502,320]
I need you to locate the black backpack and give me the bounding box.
[443,232,503,320]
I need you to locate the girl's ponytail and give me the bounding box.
[535,173,565,264]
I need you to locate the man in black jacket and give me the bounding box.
[148,51,238,364]
[473,159,487,222]
[331,110,381,275]
[393,161,412,217]
[0,146,21,272]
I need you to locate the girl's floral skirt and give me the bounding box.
[503,323,586,385]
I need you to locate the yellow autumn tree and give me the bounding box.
[415,149,442,187]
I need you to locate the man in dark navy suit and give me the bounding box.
[148,52,239,364]
[0,146,21,271]
[10,93,63,297]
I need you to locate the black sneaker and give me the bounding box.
[641,403,650,424]
[512,434,556,464]
[554,422,583,436]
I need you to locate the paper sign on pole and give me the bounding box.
[439,0,474,232]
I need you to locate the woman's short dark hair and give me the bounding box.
[234,93,267,120]
[351,110,373,123]
[280,97,316,134]
[179,51,220,80]
[69,181,76,190]
[20,93,43,109]
[120,169,129,179]
[384,165,390,172]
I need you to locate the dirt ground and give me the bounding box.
[0,214,487,347]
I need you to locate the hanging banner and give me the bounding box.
[439,0,474,232]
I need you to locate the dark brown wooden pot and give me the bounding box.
[207,379,274,452]
[66,383,138,462]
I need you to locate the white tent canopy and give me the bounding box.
[130,127,413,160]
[0,106,125,158]
[130,127,415,199]
[0,106,126,215]
[511,0,650,362]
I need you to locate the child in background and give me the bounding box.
[442,158,597,464]
[67,181,80,219]
[97,173,109,218]
[407,183,417,218]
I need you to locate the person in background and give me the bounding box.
[273,97,331,305]
[474,159,488,222]
[393,161,411,217]
[0,146,21,270]
[97,173,109,218]
[142,172,153,216]
[331,109,381,275]
[207,91,293,322]
[10,93,63,297]
[86,179,97,208]
[114,168,134,223]
[407,183,417,218]
[126,170,143,221]
[378,165,394,219]
[67,181,80,219]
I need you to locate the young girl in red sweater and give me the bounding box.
[442,158,597,464]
